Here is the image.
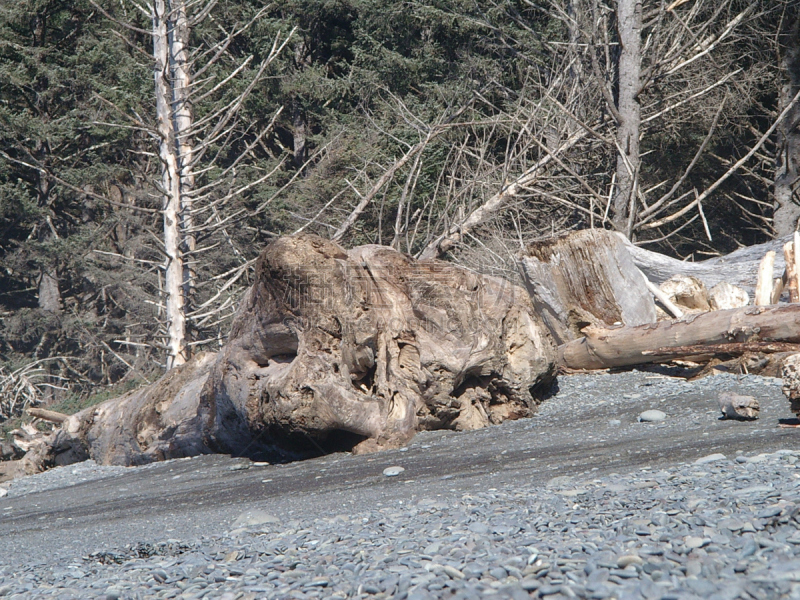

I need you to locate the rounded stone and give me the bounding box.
[694,453,725,465]
[638,410,667,423]
[684,536,707,549]
[617,555,643,568]
[383,466,405,477]
[152,569,168,583]
[468,522,490,534]
[443,566,465,579]
[232,509,279,528]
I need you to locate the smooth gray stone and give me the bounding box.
[231,510,279,528]
[686,578,718,596]
[383,466,405,477]
[538,584,562,596]
[468,522,489,534]
[638,410,667,423]
[694,453,726,465]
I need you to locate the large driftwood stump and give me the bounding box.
[4,235,555,480]
[519,229,656,344]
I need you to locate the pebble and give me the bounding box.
[638,410,666,422]
[684,536,708,549]
[468,522,489,534]
[0,488,6,498]
[382,466,405,477]
[231,509,279,528]
[443,565,465,579]
[7,447,799,600]
[617,555,643,568]
[694,453,726,464]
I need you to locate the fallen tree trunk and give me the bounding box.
[26,407,69,424]
[621,233,791,295]
[641,341,800,357]
[2,235,556,481]
[559,304,800,370]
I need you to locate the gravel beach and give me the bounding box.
[1,370,800,600]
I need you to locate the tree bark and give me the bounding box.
[774,8,800,237]
[170,0,196,334]
[559,304,800,370]
[292,96,306,169]
[612,0,642,236]
[37,271,61,314]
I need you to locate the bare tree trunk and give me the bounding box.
[292,97,306,169]
[153,0,186,368]
[170,0,196,349]
[35,174,61,315]
[774,9,800,237]
[613,0,642,236]
[291,41,308,169]
[621,233,790,295]
[37,272,61,314]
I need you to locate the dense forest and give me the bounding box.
[0,0,798,416]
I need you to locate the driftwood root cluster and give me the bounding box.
[1,235,556,481]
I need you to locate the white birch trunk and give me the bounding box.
[613,0,642,236]
[153,0,186,368]
[169,0,196,312]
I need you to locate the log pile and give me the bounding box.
[522,229,800,423]
[520,229,800,372]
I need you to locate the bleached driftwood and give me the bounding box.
[755,251,776,306]
[559,304,800,370]
[26,407,68,424]
[621,233,791,295]
[659,275,710,312]
[785,238,800,303]
[708,282,749,310]
[519,229,656,344]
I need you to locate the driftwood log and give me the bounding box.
[1,235,556,481]
[559,304,800,370]
[621,233,792,295]
[520,229,780,346]
[26,407,69,424]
